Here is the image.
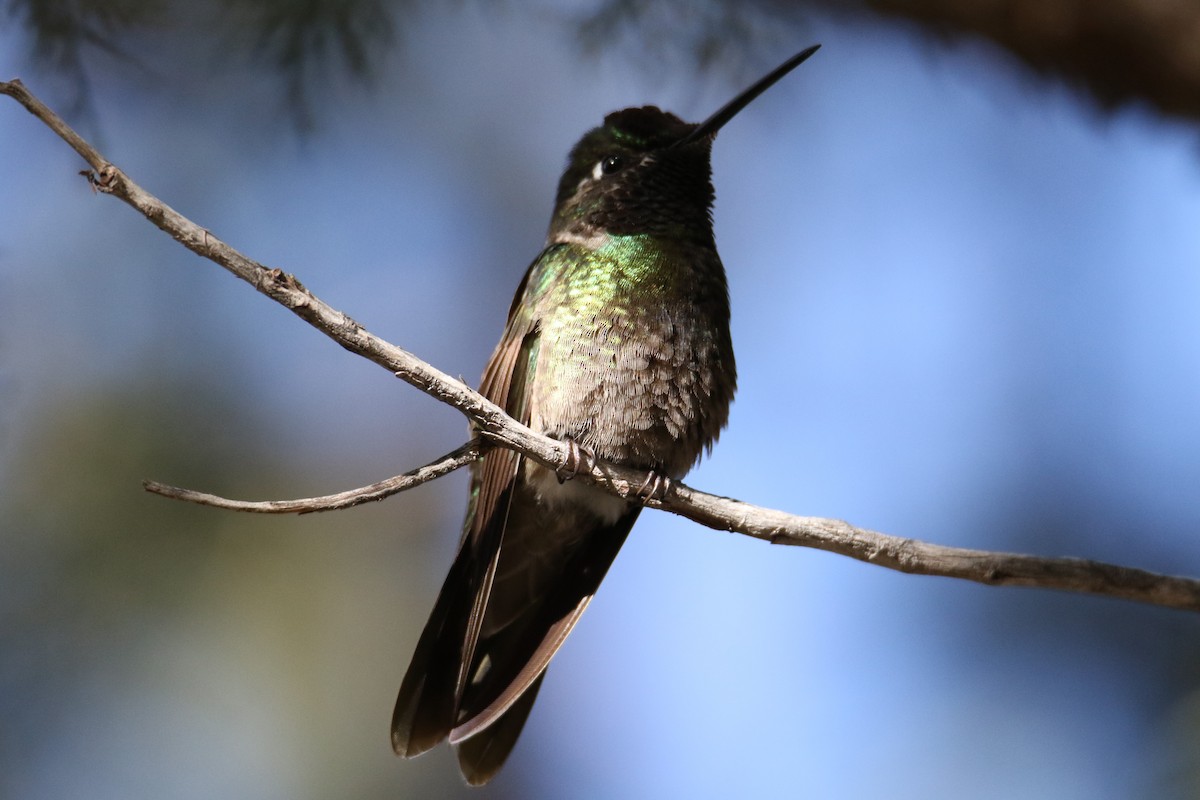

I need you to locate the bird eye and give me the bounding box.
[600,155,624,175]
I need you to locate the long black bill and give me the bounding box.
[676,43,820,147]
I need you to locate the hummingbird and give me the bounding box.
[391,44,820,785]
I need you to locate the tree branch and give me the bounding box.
[142,440,481,514]
[5,77,1199,613]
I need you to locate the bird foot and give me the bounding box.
[635,470,672,503]
[556,438,597,483]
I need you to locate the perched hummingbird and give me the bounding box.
[391,44,820,785]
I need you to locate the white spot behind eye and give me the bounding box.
[591,160,605,181]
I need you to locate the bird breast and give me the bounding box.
[527,237,734,478]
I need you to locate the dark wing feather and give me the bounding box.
[449,504,639,746]
[389,516,505,756]
[455,673,545,786]
[391,265,540,758]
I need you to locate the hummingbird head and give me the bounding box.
[548,107,715,246]
[546,44,820,248]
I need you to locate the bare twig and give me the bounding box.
[5,77,1199,613]
[665,486,1200,611]
[143,440,481,514]
[1,79,106,169]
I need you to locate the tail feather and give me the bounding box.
[393,479,640,784]
[390,539,485,756]
[455,673,545,786]
[391,486,510,757]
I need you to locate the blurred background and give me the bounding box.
[3,1,1200,798]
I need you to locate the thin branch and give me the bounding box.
[665,486,1200,611]
[1,79,106,168]
[142,440,481,514]
[5,77,1200,613]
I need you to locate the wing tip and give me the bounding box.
[391,717,443,759]
[451,673,546,785]
[391,674,454,759]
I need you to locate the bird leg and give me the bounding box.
[556,438,597,483]
[555,440,671,504]
[634,470,672,503]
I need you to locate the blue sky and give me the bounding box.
[3,5,1200,799]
